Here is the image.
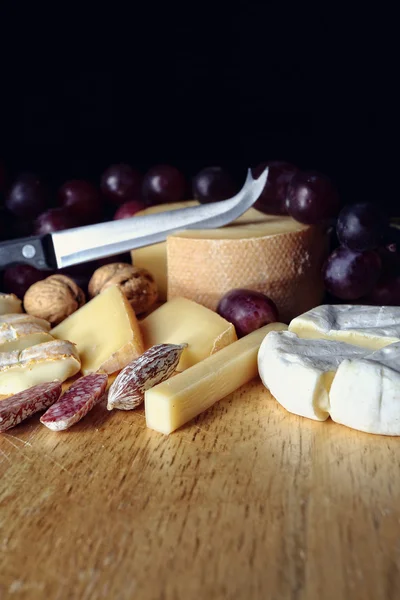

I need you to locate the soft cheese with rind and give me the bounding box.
[330,342,400,436]
[0,321,54,352]
[289,305,400,349]
[139,297,237,371]
[0,339,81,394]
[51,285,144,375]
[0,293,23,315]
[258,330,370,421]
[0,313,51,330]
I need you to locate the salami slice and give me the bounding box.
[0,381,62,433]
[40,373,108,431]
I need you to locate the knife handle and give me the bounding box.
[0,235,57,271]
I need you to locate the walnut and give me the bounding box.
[23,274,86,325]
[88,263,158,315]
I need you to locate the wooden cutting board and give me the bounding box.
[0,379,399,600]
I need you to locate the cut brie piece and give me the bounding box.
[0,293,23,315]
[0,339,81,395]
[289,304,400,350]
[0,313,51,330]
[330,342,400,436]
[0,321,53,352]
[258,331,369,421]
[139,297,237,371]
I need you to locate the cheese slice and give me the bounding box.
[289,305,400,350]
[51,285,144,375]
[0,293,22,315]
[258,330,370,421]
[139,297,237,371]
[167,215,328,323]
[0,321,54,352]
[0,339,81,395]
[145,322,287,434]
[131,201,197,301]
[330,343,400,436]
[0,313,51,330]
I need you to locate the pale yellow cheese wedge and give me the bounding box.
[145,322,287,434]
[0,293,22,315]
[51,285,144,375]
[0,321,54,352]
[0,339,81,395]
[139,297,237,371]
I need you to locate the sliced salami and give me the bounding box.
[0,381,62,433]
[40,373,108,431]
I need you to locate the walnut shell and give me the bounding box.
[23,274,86,325]
[88,263,158,315]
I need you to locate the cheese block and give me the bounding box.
[145,322,287,434]
[0,321,54,352]
[330,343,400,436]
[167,215,328,323]
[0,293,23,315]
[289,304,400,350]
[51,285,144,375]
[139,297,237,371]
[131,201,198,301]
[0,339,81,395]
[258,330,370,421]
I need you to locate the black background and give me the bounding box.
[0,6,387,210]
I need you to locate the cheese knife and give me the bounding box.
[0,167,268,270]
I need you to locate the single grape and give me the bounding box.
[363,275,400,306]
[336,203,388,251]
[217,288,279,338]
[252,161,298,215]
[286,171,340,224]
[5,173,49,219]
[323,246,382,300]
[3,264,47,298]
[101,164,142,204]
[192,166,237,204]
[34,208,79,235]
[59,180,102,223]
[142,165,186,205]
[113,199,146,220]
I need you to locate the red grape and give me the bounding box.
[336,203,388,251]
[101,164,142,204]
[217,289,279,338]
[192,166,237,204]
[286,171,340,224]
[59,180,102,223]
[323,246,382,300]
[252,161,299,215]
[363,275,400,306]
[34,208,79,235]
[3,264,47,298]
[113,199,146,220]
[142,165,186,205]
[5,173,49,219]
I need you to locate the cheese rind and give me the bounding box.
[258,331,370,421]
[289,305,400,349]
[145,322,287,434]
[330,343,400,436]
[167,217,328,322]
[51,285,144,375]
[0,293,23,315]
[139,297,237,371]
[0,322,54,352]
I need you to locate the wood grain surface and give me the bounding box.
[0,378,399,600]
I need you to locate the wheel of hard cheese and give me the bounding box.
[166,216,329,323]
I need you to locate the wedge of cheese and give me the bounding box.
[330,342,400,435]
[0,321,54,352]
[0,339,81,394]
[139,297,237,371]
[145,322,287,434]
[289,305,400,350]
[51,285,144,375]
[258,330,370,421]
[0,293,23,315]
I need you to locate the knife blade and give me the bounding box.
[0,167,268,271]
